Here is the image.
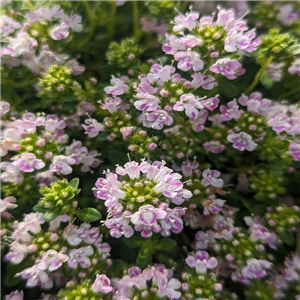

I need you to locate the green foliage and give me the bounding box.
[38,65,79,108]
[34,178,81,219]
[145,1,182,19]
[107,38,143,68]
[257,29,297,63]
[250,170,285,204]
[75,207,102,222]
[57,280,101,300]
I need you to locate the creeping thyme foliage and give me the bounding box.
[1,1,300,300]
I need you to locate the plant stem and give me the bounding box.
[297,224,300,254]
[76,1,96,48]
[109,1,117,39]
[132,1,141,42]
[24,0,35,10]
[3,77,37,88]
[181,1,190,13]
[243,56,273,95]
[276,85,300,100]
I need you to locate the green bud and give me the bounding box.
[250,170,285,203]
[107,38,143,68]
[34,178,80,219]
[257,29,297,62]
[38,65,79,107]
[58,280,102,300]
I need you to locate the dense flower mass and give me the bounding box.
[94,160,192,238]
[1,1,300,300]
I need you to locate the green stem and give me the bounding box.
[181,1,190,12]
[3,78,37,88]
[243,56,274,95]
[24,0,35,10]
[297,224,300,253]
[109,1,117,38]
[241,197,255,214]
[71,86,102,114]
[276,85,300,100]
[132,1,141,42]
[76,1,96,48]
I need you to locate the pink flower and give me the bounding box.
[0,196,17,213]
[50,24,70,40]
[242,258,272,279]
[174,48,204,72]
[68,246,94,269]
[92,274,113,294]
[201,169,224,188]
[173,93,204,118]
[4,290,24,300]
[6,32,37,57]
[82,118,104,138]
[50,155,76,175]
[289,142,300,161]
[173,12,199,32]
[191,73,216,90]
[220,101,241,121]
[227,132,257,151]
[209,58,245,80]
[104,76,129,95]
[0,101,10,116]
[186,251,218,273]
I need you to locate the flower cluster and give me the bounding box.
[94,160,192,238]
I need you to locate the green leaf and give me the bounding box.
[156,238,177,251]
[63,89,75,102]
[137,248,153,269]
[278,230,294,245]
[122,235,142,248]
[260,70,274,89]
[75,208,102,222]
[69,178,80,189]
[253,204,267,216]
[33,203,47,213]
[44,210,61,222]
[12,1,23,11]
[40,98,54,108]
[97,132,109,141]
[218,79,238,97]
[270,159,285,174]
[289,44,300,55]
[108,259,126,272]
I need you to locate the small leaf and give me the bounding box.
[122,236,142,248]
[260,70,274,89]
[63,89,75,102]
[33,203,47,213]
[97,132,109,141]
[218,79,238,97]
[253,204,267,216]
[278,230,294,245]
[270,159,285,174]
[69,178,80,189]
[75,208,102,222]
[12,1,23,11]
[44,210,61,222]
[156,238,177,251]
[108,259,126,272]
[40,98,54,108]
[137,248,153,269]
[289,44,300,56]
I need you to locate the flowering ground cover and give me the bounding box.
[1,1,300,299]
